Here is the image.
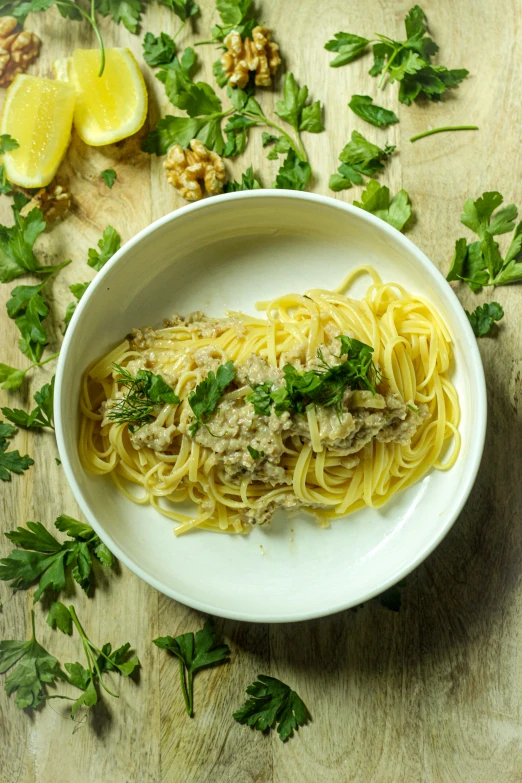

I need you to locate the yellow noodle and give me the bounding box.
[79,267,460,535]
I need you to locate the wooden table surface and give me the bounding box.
[1,1,521,781]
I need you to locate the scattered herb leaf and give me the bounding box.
[348,95,399,128]
[466,302,504,337]
[87,225,121,271]
[353,180,412,232]
[0,421,33,481]
[2,375,55,429]
[329,130,395,191]
[100,168,117,188]
[247,445,264,459]
[189,360,234,436]
[233,674,310,741]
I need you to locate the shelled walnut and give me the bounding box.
[0,17,40,87]
[20,184,71,224]
[221,26,281,89]
[164,139,226,202]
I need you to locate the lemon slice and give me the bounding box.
[1,74,76,188]
[60,48,148,146]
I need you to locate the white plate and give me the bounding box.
[55,191,486,622]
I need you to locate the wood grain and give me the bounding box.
[1,1,522,781]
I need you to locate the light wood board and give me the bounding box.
[1,1,522,781]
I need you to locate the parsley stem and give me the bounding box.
[30,608,36,640]
[69,604,119,698]
[173,21,185,41]
[377,44,405,89]
[243,113,307,162]
[179,659,192,715]
[35,352,60,368]
[409,125,479,142]
[187,669,194,715]
[56,0,105,76]
[194,39,218,46]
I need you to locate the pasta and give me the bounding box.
[79,266,460,536]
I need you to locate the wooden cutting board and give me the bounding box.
[1,1,522,781]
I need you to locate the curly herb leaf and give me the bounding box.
[353,180,412,232]
[466,302,504,337]
[0,516,115,600]
[234,674,310,741]
[329,130,395,191]
[188,360,234,436]
[153,617,229,716]
[2,375,55,430]
[0,421,33,481]
[100,168,117,188]
[87,225,121,271]
[107,364,180,431]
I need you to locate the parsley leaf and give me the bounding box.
[157,0,199,23]
[95,0,143,34]
[2,375,55,429]
[0,203,46,283]
[233,674,310,741]
[262,131,291,160]
[6,282,50,364]
[209,0,256,42]
[353,180,412,232]
[247,445,264,459]
[325,32,370,67]
[0,134,19,153]
[446,192,522,290]
[0,421,33,481]
[153,617,229,716]
[188,360,234,436]
[275,73,324,135]
[246,382,273,415]
[223,165,261,192]
[52,603,140,717]
[348,95,399,128]
[142,31,176,66]
[0,610,62,709]
[87,225,121,271]
[100,168,116,188]
[64,281,90,329]
[326,5,468,105]
[274,149,311,191]
[329,130,395,191]
[466,302,504,337]
[0,515,115,600]
[107,363,180,431]
[0,363,27,391]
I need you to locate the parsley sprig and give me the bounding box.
[188,360,234,436]
[2,375,54,429]
[233,674,310,741]
[466,302,504,337]
[0,420,34,481]
[196,0,258,45]
[143,42,324,191]
[353,180,412,232]
[107,363,180,431]
[447,191,522,291]
[325,5,469,105]
[153,617,229,716]
[0,515,115,600]
[247,336,382,417]
[329,130,395,192]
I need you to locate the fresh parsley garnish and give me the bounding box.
[248,337,381,417]
[329,130,395,191]
[348,95,399,128]
[142,31,177,66]
[203,0,257,44]
[52,603,140,717]
[0,134,19,153]
[107,364,180,431]
[153,617,229,716]
[353,180,412,232]
[446,191,522,291]
[64,281,90,329]
[247,446,264,459]
[223,165,261,191]
[2,375,54,429]
[0,421,33,481]
[233,674,310,742]
[87,225,121,271]
[466,302,504,337]
[0,193,69,283]
[0,515,115,600]
[325,5,469,105]
[100,168,117,188]
[188,360,234,436]
[0,610,62,709]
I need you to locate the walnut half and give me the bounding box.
[164,139,226,202]
[221,26,281,89]
[20,184,71,225]
[0,17,40,87]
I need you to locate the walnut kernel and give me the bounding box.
[20,184,71,224]
[0,17,40,87]
[221,26,281,89]
[164,139,226,202]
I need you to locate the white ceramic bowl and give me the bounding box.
[55,191,486,622]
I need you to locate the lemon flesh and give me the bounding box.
[69,48,148,146]
[1,74,76,188]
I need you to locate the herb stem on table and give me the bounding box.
[55,0,105,76]
[410,125,479,142]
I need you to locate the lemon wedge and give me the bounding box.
[1,74,76,188]
[58,48,148,146]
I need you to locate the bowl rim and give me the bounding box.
[55,189,487,622]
